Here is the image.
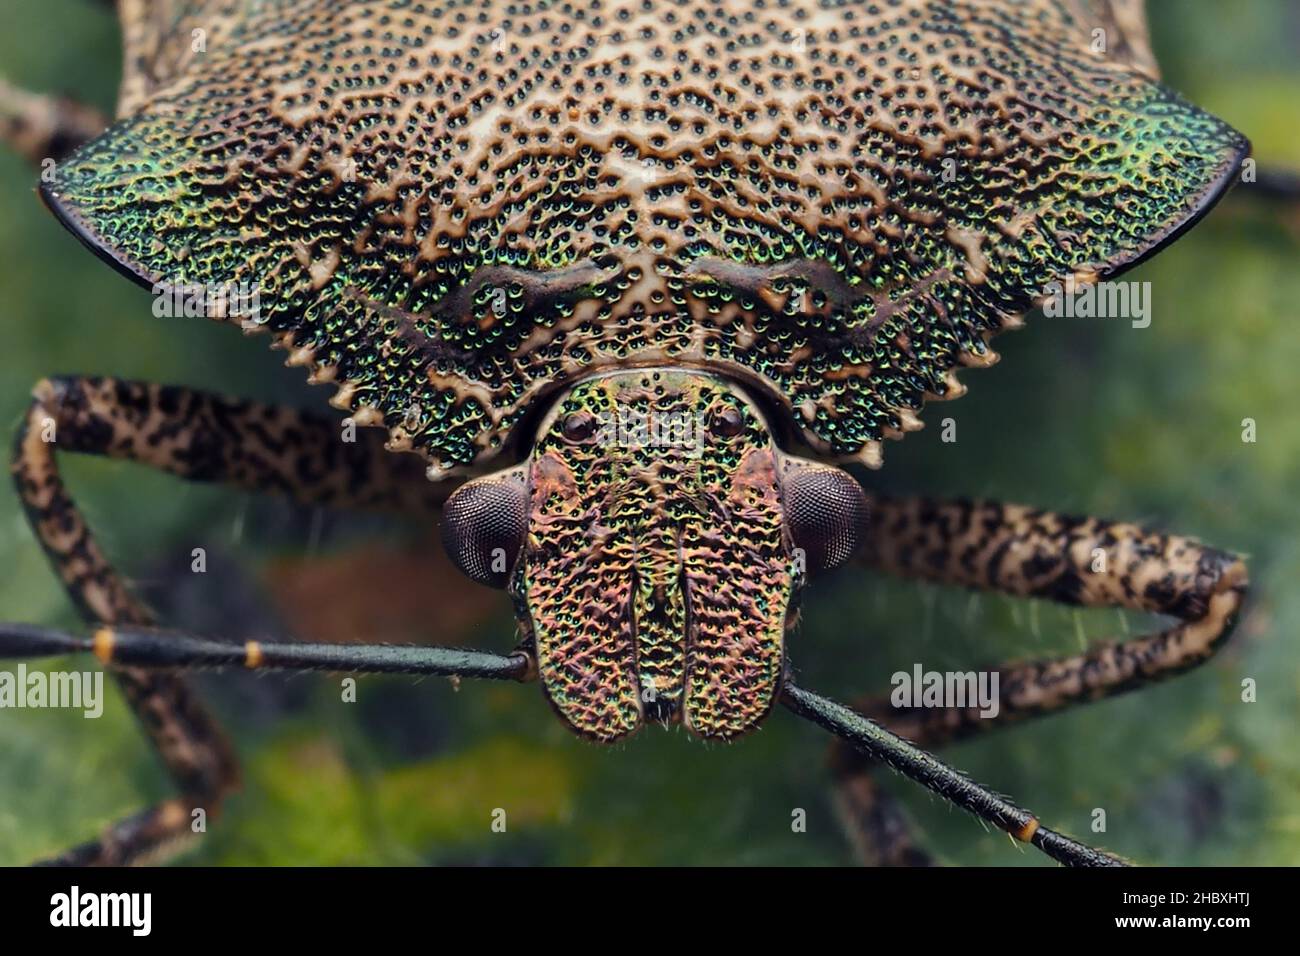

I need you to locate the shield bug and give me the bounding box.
[0,0,1255,866]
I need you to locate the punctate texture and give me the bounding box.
[46,0,1247,473]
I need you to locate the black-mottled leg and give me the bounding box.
[1242,168,1300,203]
[0,77,106,163]
[828,495,1246,864]
[9,376,445,864]
[828,752,933,867]
[855,496,1247,746]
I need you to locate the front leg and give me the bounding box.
[856,497,1247,746]
[830,495,1247,864]
[10,375,445,864]
[0,77,106,164]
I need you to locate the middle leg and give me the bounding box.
[11,375,446,864]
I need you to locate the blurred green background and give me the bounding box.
[0,0,1296,865]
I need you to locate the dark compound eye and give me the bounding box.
[441,469,528,588]
[782,460,869,574]
[711,405,745,438]
[561,411,597,442]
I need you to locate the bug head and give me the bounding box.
[441,369,868,740]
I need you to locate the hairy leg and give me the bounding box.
[0,77,106,164]
[11,375,444,863]
[829,495,1246,864]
